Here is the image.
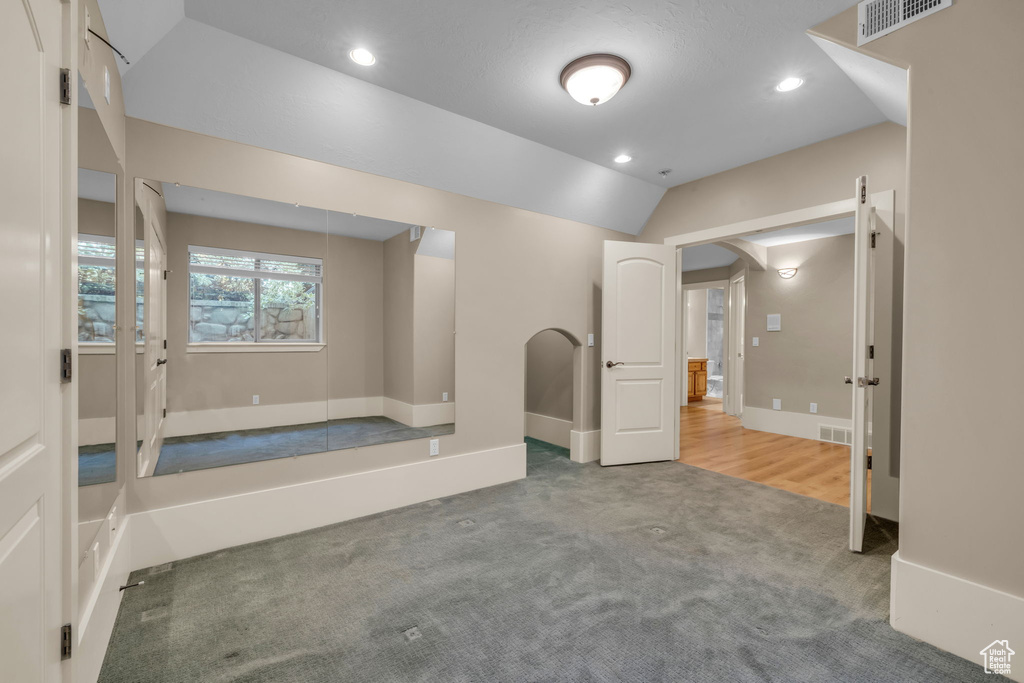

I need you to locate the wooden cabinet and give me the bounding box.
[687,358,708,402]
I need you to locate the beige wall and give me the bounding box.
[164,213,389,414]
[327,234,384,401]
[525,330,574,422]
[682,266,732,285]
[125,117,624,512]
[79,0,125,166]
[413,254,455,406]
[78,198,117,421]
[745,235,852,419]
[814,1,1024,599]
[382,232,416,404]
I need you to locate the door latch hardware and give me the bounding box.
[61,623,72,660]
[858,377,880,387]
[59,69,71,106]
[61,349,73,383]
[605,361,625,369]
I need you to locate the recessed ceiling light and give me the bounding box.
[349,48,376,66]
[775,77,804,92]
[560,54,631,106]
[614,154,632,164]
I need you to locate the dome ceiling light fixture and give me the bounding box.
[560,54,631,106]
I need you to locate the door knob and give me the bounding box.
[605,361,624,369]
[156,358,168,366]
[845,376,853,384]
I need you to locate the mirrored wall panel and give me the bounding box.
[134,181,329,477]
[78,168,118,487]
[133,182,456,478]
[325,217,455,453]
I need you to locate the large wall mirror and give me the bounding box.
[134,180,455,478]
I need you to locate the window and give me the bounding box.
[78,235,117,343]
[188,246,322,344]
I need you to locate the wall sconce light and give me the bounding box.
[777,268,798,279]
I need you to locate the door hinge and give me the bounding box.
[60,348,73,383]
[59,68,72,106]
[162,408,167,418]
[869,345,874,360]
[163,270,170,280]
[61,623,72,660]
[870,231,878,248]
[866,455,872,470]
[163,339,167,350]
[860,182,867,204]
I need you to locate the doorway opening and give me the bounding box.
[682,283,727,411]
[666,188,899,551]
[523,328,585,465]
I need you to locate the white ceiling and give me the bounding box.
[681,216,855,271]
[96,0,901,234]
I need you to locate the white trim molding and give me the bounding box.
[382,397,455,428]
[79,416,116,446]
[128,443,525,570]
[162,397,387,439]
[570,429,601,464]
[742,406,853,442]
[891,551,1024,681]
[525,412,572,449]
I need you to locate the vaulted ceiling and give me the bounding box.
[96,0,900,234]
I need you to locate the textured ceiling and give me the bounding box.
[95,0,895,234]
[184,0,886,187]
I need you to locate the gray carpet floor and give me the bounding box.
[153,416,456,476]
[99,438,995,682]
[79,444,116,486]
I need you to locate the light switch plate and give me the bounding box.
[442,392,448,402]
[752,337,759,347]
[767,314,781,332]
[252,395,259,405]
[772,398,782,411]
[588,333,594,347]
[810,402,818,414]
[429,439,440,456]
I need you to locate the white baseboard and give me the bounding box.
[128,443,525,571]
[78,416,115,446]
[742,406,852,441]
[382,397,455,428]
[525,412,571,449]
[163,397,384,438]
[77,514,131,683]
[891,551,1024,681]
[570,429,601,464]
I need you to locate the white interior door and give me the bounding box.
[141,217,167,476]
[601,242,678,466]
[0,0,65,680]
[849,175,875,552]
[727,275,745,417]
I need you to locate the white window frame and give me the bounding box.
[187,245,324,350]
[78,234,117,351]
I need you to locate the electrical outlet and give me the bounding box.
[429,439,439,456]
[442,392,448,402]
[772,398,782,411]
[810,402,818,414]
[252,395,259,405]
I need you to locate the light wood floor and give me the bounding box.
[678,404,870,509]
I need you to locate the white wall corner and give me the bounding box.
[570,429,601,464]
[525,412,572,449]
[891,551,1024,681]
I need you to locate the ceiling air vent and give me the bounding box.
[857,0,952,46]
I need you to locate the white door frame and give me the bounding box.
[726,273,745,418]
[663,192,898,535]
[679,280,729,411]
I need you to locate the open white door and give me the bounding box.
[137,182,168,477]
[849,176,875,552]
[601,242,679,466]
[0,0,66,680]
